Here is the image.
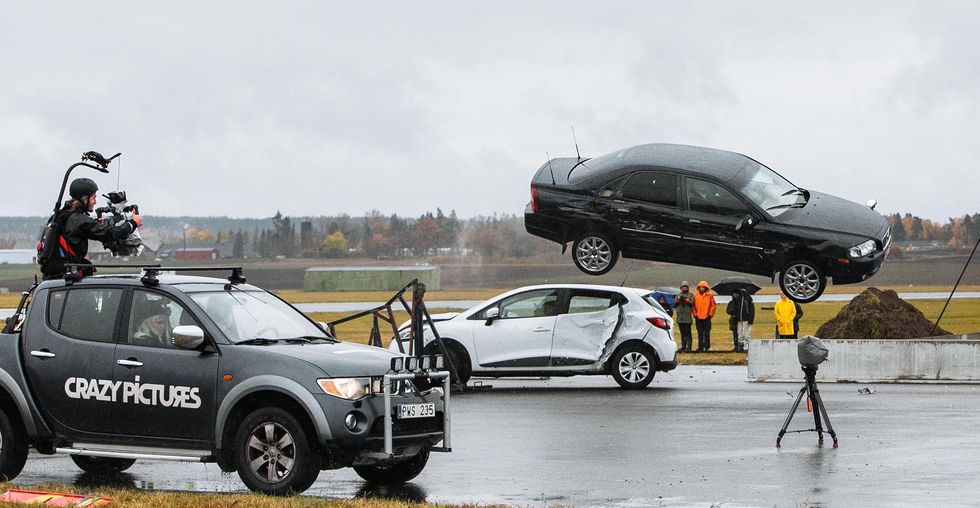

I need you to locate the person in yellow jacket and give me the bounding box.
[774,292,798,339]
[693,280,716,352]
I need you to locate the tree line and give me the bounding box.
[886,213,980,249]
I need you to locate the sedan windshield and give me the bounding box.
[731,161,804,217]
[190,290,330,344]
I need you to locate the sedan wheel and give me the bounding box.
[572,233,619,276]
[780,260,826,303]
[611,344,656,389]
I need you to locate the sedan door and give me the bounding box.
[679,177,768,273]
[601,171,685,261]
[111,289,219,443]
[470,289,560,368]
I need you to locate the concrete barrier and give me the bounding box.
[747,335,980,383]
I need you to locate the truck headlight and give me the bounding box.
[848,240,876,258]
[318,378,372,400]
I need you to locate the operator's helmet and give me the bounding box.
[69,178,99,200]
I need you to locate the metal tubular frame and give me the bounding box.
[382,370,451,457]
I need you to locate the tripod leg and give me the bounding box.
[777,384,808,447]
[813,390,839,448]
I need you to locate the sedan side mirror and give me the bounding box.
[172,325,206,350]
[484,307,499,326]
[735,214,757,232]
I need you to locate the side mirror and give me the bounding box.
[172,325,206,350]
[317,321,330,332]
[735,214,756,232]
[484,307,499,326]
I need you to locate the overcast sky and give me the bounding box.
[2,2,977,221]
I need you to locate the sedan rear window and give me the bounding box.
[622,172,678,207]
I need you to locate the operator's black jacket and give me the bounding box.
[57,202,136,262]
[726,293,755,324]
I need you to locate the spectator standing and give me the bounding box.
[732,289,754,352]
[656,294,674,318]
[693,280,716,352]
[774,292,798,339]
[674,282,694,352]
[793,302,804,337]
[726,293,739,352]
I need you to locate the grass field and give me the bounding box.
[0,482,492,508]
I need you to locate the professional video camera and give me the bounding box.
[95,190,144,257]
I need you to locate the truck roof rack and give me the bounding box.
[64,263,162,285]
[141,266,246,287]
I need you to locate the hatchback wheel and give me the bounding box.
[611,344,656,389]
[779,259,826,303]
[572,232,618,276]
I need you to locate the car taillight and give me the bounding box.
[646,317,670,330]
[530,183,539,213]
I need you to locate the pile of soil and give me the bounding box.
[815,287,950,339]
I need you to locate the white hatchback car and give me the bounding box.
[390,284,677,389]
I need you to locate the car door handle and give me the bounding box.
[614,208,629,213]
[117,359,144,368]
[533,327,552,332]
[30,350,56,359]
[688,219,702,224]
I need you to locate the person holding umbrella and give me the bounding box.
[713,277,760,352]
[674,282,694,352]
[693,280,716,352]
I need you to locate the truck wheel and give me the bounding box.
[70,455,136,474]
[0,408,28,481]
[779,259,826,303]
[234,407,320,496]
[611,343,656,389]
[353,448,429,485]
[572,232,619,276]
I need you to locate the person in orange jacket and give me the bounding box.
[693,280,716,352]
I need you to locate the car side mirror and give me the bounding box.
[735,214,757,231]
[484,307,499,326]
[172,325,206,350]
[317,321,330,332]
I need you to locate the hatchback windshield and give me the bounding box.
[190,290,330,343]
[732,161,804,217]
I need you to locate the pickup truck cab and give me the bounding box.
[0,267,449,495]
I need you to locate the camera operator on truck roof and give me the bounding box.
[40,177,143,280]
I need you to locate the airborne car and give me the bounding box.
[390,284,677,389]
[524,143,891,303]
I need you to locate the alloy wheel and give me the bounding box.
[246,422,296,483]
[783,263,821,300]
[618,351,650,383]
[575,236,612,273]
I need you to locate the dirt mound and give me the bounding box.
[815,287,950,339]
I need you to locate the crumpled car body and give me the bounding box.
[390,284,677,389]
[524,143,891,303]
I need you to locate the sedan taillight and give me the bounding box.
[530,183,539,213]
[646,317,670,330]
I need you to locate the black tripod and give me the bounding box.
[776,365,838,448]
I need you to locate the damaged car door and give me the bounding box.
[600,171,684,261]
[470,288,560,368]
[550,289,622,367]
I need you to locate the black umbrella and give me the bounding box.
[712,276,762,295]
[654,286,681,296]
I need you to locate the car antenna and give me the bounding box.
[545,152,556,184]
[571,125,581,161]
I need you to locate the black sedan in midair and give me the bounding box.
[524,143,891,303]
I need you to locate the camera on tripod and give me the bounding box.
[95,190,144,257]
[798,335,830,370]
[777,335,838,448]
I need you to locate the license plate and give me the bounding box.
[397,403,435,419]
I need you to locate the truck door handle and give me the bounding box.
[30,350,56,359]
[117,358,144,368]
[533,327,551,332]
[688,219,702,224]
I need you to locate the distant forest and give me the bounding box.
[1,211,977,260]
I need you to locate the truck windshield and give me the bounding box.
[731,161,804,218]
[190,290,330,344]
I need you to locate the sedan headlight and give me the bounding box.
[318,378,373,400]
[847,240,876,258]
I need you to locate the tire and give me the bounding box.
[610,343,656,389]
[234,407,320,496]
[572,232,619,276]
[0,408,28,482]
[779,259,826,303]
[353,448,429,485]
[421,342,471,387]
[70,455,136,474]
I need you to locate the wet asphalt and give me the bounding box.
[14,365,980,507]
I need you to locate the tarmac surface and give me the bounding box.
[13,365,980,507]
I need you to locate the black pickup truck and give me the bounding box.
[0,267,450,495]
